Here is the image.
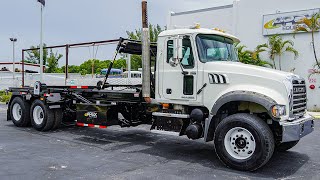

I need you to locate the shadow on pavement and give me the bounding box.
[5,122,309,179]
[62,125,309,179]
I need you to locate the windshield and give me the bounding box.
[196,34,238,62]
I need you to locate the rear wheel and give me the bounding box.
[214,113,275,171]
[52,109,63,130]
[30,99,55,131]
[10,97,31,127]
[276,140,299,152]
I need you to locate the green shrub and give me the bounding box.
[0,91,12,103]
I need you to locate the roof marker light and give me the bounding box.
[213,28,226,33]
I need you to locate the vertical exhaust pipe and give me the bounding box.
[142,0,151,103]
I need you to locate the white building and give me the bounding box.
[168,0,320,110]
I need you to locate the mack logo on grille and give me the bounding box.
[293,87,306,93]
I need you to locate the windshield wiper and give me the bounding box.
[215,58,228,61]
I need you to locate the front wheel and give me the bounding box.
[214,113,275,171]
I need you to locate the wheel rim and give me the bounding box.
[12,103,22,121]
[33,105,44,125]
[224,127,256,160]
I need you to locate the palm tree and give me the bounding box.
[267,35,299,70]
[294,13,320,69]
[236,43,273,68]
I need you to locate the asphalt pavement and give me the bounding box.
[0,104,319,180]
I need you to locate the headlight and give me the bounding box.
[271,105,286,118]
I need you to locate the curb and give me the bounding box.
[311,115,320,119]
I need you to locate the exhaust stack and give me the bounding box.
[141,0,151,102]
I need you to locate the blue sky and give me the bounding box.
[0,0,231,65]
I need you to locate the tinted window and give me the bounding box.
[167,40,174,63]
[181,38,194,68]
[196,34,238,62]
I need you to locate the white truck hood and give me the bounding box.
[204,62,294,81]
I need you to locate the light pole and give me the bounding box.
[9,38,17,79]
[37,0,45,82]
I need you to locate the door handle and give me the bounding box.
[166,88,172,94]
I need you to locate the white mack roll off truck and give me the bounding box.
[6,1,314,171]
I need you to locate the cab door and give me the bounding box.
[161,36,198,102]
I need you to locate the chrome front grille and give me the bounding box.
[292,79,307,115]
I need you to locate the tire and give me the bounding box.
[30,99,55,131]
[276,140,299,152]
[214,113,275,171]
[9,97,31,127]
[52,109,63,130]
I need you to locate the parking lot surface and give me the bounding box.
[0,104,319,180]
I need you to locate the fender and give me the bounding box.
[204,91,277,142]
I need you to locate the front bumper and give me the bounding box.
[280,114,314,142]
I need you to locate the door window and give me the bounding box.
[181,38,194,68]
[167,40,174,63]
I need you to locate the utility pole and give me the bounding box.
[141,0,151,102]
[37,0,45,82]
[10,38,17,80]
[126,54,131,84]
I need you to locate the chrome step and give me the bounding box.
[152,112,190,119]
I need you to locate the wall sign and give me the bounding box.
[263,8,320,36]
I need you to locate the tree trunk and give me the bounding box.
[279,55,282,71]
[311,32,320,69]
[272,58,277,69]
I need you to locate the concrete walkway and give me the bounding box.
[307,111,320,119]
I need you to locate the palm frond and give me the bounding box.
[256,43,268,50]
[282,40,294,48]
[285,46,299,59]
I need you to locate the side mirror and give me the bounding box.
[169,57,179,67]
[173,36,183,60]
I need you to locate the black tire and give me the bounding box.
[52,109,63,130]
[214,113,275,171]
[9,97,31,127]
[276,140,299,152]
[30,99,55,131]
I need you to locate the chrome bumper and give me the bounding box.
[280,114,314,142]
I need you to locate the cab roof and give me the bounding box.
[158,28,240,43]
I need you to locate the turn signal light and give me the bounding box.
[162,103,170,109]
[271,105,286,118]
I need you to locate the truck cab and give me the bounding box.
[152,28,314,170]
